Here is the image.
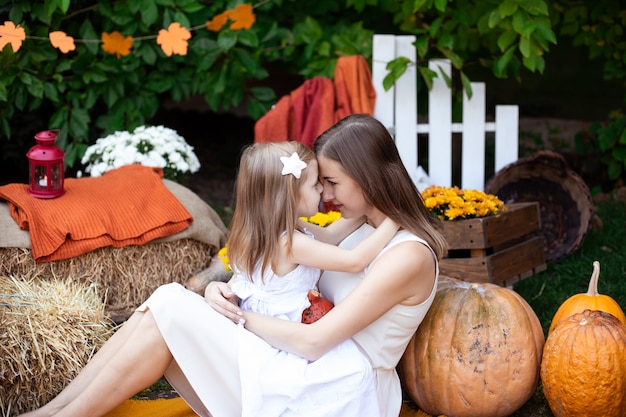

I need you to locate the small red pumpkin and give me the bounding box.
[301,290,333,324]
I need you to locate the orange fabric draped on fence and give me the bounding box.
[254,54,377,148]
[0,165,192,262]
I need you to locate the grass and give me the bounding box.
[514,194,626,336]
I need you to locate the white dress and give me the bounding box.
[229,253,379,417]
[136,225,438,417]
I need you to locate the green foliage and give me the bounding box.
[1,0,626,183]
[587,114,626,186]
[0,0,376,166]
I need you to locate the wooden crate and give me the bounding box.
[438,202,547,287]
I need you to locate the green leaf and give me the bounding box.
[434,0,447,13]
[488,9,502,29]
[535,18,557,45]
[497,31,517,52]
[613,144,626,161]
[415,36,429,58]
[499,0,518,17]
[79,20,100,55]
[620,129,626,144]
[8,6,24,23]
[250,86,276,102]
[0,117,10,139]
[57,0,70,14]
[44,0,58,16]
[412,0,428,12]
[519,36,531,57]
[49,106,69,132]
[217,31,238,51]
[43,82,59,102]
[180,1,204,13]
[607,161,622,180]
[138,43,158,65]
[440,48,463,69]
[141,0,159,26]
[493,45,515,78]
[382,57,411,91]
[512,10,528,34]
[418,65,436,91]
[460,72,473,99]
[0,83,7,102]
[173,11,191,29]
[519,0,549,16]
[237,31,259,48]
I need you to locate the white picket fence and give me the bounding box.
[372,34,519,191]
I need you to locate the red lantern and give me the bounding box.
[27,130,65,199]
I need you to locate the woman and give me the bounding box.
[20,114,447,417]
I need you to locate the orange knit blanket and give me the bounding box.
[0,165,193,262]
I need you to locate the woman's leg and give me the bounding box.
[19,309,172,417]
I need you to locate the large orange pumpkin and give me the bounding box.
[399,278,544,417]
[548,261,626,334]
[541,309,626,417]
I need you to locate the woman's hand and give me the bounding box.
[204,281,244,324]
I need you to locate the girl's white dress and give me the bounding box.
[228,245,379,417]
[136,225,438,417]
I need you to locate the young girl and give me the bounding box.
[227,141,398,417]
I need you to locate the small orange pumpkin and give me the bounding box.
[399,278,545,417]
[548,261,626,334]
[541,309,626,417]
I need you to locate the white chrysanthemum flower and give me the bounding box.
[81,125,201,182]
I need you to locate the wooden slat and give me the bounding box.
[462,82,486,190]
[372,34,396,131]
[439,237,546,285]
[428,59,452,188]
[439,202,541,250]
[394,36,419,183]
[495,105,519,173]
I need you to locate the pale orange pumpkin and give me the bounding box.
[399,278,544,417]
[548,261,626,334]
[541,309,626,417]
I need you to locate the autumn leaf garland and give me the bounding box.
[0,3,255,58]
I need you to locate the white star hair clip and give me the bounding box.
[280,152,307,179]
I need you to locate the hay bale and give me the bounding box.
[0,239,213,321]
[0,274,115,416]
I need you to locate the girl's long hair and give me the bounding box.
[314,114,448,260]
[227,141,316,277]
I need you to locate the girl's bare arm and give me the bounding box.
[297,216,366,245]
[288,217,399,273]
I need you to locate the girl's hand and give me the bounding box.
[204,281,244,324]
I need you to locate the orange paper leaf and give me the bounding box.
[49,31,76,53]
[228,4,255,30]
[101,31,133,58]
[0,21,26,52]
[205,4,255,32]
[206,12,229,32]
[156,22,191,57]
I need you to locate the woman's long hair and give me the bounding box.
[314,114,448,260]
[227,141,316,277]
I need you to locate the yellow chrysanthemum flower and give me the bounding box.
[421,185,505,221]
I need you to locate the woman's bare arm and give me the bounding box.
[242,241,436,361]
